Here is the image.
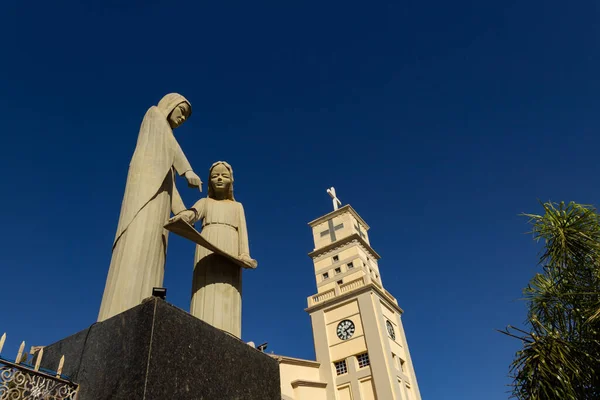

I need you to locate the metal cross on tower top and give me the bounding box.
[327,187,342,211]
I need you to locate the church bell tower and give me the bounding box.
[305,188,421,400]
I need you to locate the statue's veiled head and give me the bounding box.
[208,161,235,201]
[157,93,192,129]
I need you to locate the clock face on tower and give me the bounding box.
[386,320,396,340]
[336,319,355,340]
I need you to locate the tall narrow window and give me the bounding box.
[357,353,370,368]
[334,360,347,375]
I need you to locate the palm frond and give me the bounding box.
[506,201,600,399]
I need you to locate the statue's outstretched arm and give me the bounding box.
[171,133,202,191]
[168,197,204,225]
[171,180,186,215]
[171,135,193,176]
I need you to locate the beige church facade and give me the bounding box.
[273,204,421,400]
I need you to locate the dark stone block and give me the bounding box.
[40,298,280,400]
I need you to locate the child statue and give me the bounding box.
[171,161,256,338]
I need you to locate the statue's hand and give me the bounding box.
[239,253,258,269]
[169,210,196,224]
[185,170,203,192]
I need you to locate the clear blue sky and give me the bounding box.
[1,1,599,398]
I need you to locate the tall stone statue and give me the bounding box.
[169,161,256,338]
[98,93,202,322]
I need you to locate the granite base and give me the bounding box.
[39,298,280,400]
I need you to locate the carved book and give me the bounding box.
[164,219,257,269]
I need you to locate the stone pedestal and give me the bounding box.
[39,298,280,400]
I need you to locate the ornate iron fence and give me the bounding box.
[0,333,79,400]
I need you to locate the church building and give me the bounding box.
[273,192,422,400]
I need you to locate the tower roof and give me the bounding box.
[307,204,370,230]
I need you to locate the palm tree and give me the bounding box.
[501,201,600,399]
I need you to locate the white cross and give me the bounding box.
[327,187,342,211]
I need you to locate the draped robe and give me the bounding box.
[190,197,250,338]
[98,95,193,322]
